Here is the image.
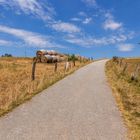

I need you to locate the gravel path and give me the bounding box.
[0,60,127,140]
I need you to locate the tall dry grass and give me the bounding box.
[106,58,140,140]
[0,57,89,117]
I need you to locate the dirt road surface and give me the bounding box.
[0,60,127,140]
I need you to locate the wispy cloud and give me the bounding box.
[103,12,122,30]
[71,16,92,25]
[80,1,123,31]
[52,21,81,33]
[82,0,97,7]
[0,0,136,53]
[118,44,134,52]
[71,17,82,22]
[103,19,122,30]
[83,17,92,24]
[0,0,82,35]
[78,11,87,17]
[0,39,12,46]
[0,0,55,22]
[0,25,65,48]
[71,11,93,25]
[65,33,133,48]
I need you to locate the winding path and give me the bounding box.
[0,60,126,140]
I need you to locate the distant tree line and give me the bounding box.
[1,53,13,57]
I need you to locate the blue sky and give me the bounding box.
[0,0,140,58]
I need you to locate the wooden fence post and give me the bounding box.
[69,62,72,69]
[131,64,140,80]
[32,61,36,80]
[64,61,69,72]
[119,58,123,67]
[73,60,75,67]
[122,62,128,74]
[80,57,82,63]
[54,62,58,72]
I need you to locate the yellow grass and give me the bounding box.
[106,59,140,140]
[0,57,90,117]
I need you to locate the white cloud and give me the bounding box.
[0,0,135,51]
[66,37,109,47]
[65,33,131,48]
[78,11,87,17]
[103,19,122,30]
[82,0,97,7]
[71,17,92,24]
[103,12,122,31]
[0,0,81,35]
[118,44,134,52]
[71,17,82,22]
[52,22,81,33]
[0,39,12,46]
[104,12,113,19]
[0,25,65,48]
[83,18,92,24]
[0,0,55,22]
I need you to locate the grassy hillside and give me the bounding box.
[106,58,140,140]
[0,57,90,117]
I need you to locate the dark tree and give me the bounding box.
[1,53,13,57]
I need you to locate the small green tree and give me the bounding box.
[67,54,77,66]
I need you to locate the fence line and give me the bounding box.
[32,60,77,81]
[112,57,140,81]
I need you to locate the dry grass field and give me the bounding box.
[106,58,140,140]
[0,57,89,117]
